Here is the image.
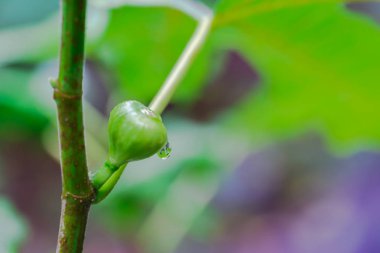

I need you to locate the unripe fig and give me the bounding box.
[107,100,167,167]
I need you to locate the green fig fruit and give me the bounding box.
[107,100,167,167]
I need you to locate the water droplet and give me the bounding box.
[158,142,171,160]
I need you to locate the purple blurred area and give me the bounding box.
[208,139,380,253]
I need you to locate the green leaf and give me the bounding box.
[0,197,28,253]
[94,0,380,151]
[212,1,380,151]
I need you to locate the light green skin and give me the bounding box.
[91,100,167,203]
[108,100,167,166]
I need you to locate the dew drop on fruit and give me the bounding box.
[158,142,171,160]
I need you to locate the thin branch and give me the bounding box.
[149,0,213,114]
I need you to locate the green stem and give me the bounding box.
[149,0,213,114]
[93,164,127,203]
[91,160,120,189]
[54,0,94,252]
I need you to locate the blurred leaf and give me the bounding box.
[95,156,220,235]
[198,0,218,8]
[93,6,216,105]
[0,15,59,66]
[215,0,360,15]
[0,7,106,66]
[0,197,28,253]
[137,156,220,253]
[94,164,181,234]
[211,1,380,151]
[93,0,380,152]
[0,68,50,138]
[0,0,58,28]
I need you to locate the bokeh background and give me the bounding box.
[1,0,380,252]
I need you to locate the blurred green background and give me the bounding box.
[1,0,380,252]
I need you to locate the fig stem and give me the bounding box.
[149,0,213,114]
[91,160,121,190]
[93,164,127,203]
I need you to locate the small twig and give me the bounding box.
[149,0,213,114]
